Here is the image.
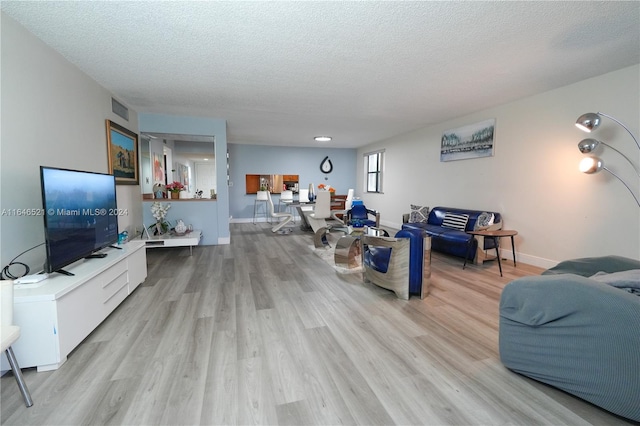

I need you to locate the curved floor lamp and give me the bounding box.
[575,112,639,149]
[576,112,640,207]
[578,138,640,177]
[579,157,639,207]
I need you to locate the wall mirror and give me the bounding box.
[140,133,216,199]
[245,174,299,194]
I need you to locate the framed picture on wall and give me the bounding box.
[440,118,495,162]
[176,162,189,192]
[152,152,164,185]
[106,119,139,185]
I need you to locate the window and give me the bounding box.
[364,150,384,193]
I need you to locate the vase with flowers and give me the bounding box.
[318,183,336,193]
[166,181,185,199]
[149,202,171,235]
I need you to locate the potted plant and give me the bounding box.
[149,202,171,235]
[165,181,185,199]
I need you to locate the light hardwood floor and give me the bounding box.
[1,223,634,425]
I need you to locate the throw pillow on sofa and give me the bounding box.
[442,212,469,231]
[409,205,429,223]
[474,212,494,230]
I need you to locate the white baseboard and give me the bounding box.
[231,217,267,223]
[218,236,231,245]
[499,249,557,270]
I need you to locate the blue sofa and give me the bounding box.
[402,206,502,262]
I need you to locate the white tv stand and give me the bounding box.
[1,241,147,372]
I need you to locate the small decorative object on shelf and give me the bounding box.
[118,231,129,245]
[174,219,187,235]
[149,202,171,235]
[308,183,315,202]
[152,183,166,199]
[165,181,185,199]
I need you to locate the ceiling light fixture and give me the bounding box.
[314,136,332,142]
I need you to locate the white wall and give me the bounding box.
[0,13,143,271]
[358,65,640,268]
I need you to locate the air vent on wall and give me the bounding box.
[111,97,129,121]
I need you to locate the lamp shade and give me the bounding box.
[575,112,601,133]
[577,138,601,154]
[579,156,603,174]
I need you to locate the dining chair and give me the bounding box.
[1,280,34,407]
[331,188,354,223]
[309,190,332,223]
[307,191,338,247]
[266,192,294,233]
[278,190,296,222]
[298,188,310,203]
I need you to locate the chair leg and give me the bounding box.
[5,347,33,407]
[253,201,270,224]
[272,215,293,233]
[314,227,331,248]
[253,200,259,224]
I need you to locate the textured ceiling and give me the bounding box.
[2,1,639,148]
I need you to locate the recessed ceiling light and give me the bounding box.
[314,136,332,142]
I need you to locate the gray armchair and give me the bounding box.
[499,255,640,421]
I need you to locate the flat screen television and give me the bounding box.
[40,166,119,274]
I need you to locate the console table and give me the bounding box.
[139,229,202,255]
[1,241,147,372]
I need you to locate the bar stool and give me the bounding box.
[278,190,296,222]
[253,191,271,224]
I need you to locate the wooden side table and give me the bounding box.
[463,229,518,276]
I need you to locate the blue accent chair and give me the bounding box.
[346,203,380,228]
[362,228,431,299]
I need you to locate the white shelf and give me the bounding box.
[138,230,202,254]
